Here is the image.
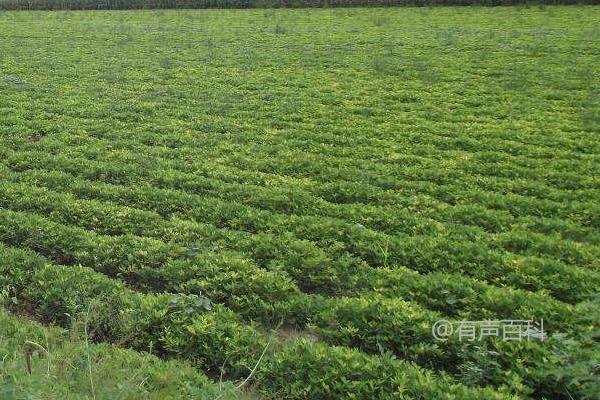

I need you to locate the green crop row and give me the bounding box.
[18,126,600,201]
[48,130,600,204]
[0,205,596,396]
[7,88,598,167]
[0,246,267,376]
[0,179,581,332]
[61,123,599,201]
[1,8,598,399]
[0,205,302,323]
[4,138,600,247]
[0,244,513,399]
[3,243,598,398]
[3,164,598,303]
[4,144,599,270]
[3,153,598,278]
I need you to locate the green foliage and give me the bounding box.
[257,340,511,399]
[1,245,505,398]
[19,264,266,375]
[0,310,251,399]
[0,0,594,9]
[0,7,598,399]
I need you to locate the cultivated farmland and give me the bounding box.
[0,6,599,399]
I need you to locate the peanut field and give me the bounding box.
[0,6,599,399]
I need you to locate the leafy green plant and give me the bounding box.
[0,7,598,398]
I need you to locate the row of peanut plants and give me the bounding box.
[2,160,597,305]
[0,192,597,397]
[3,140,599,261]
[5,135,600,244]
[0,244,514,399]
